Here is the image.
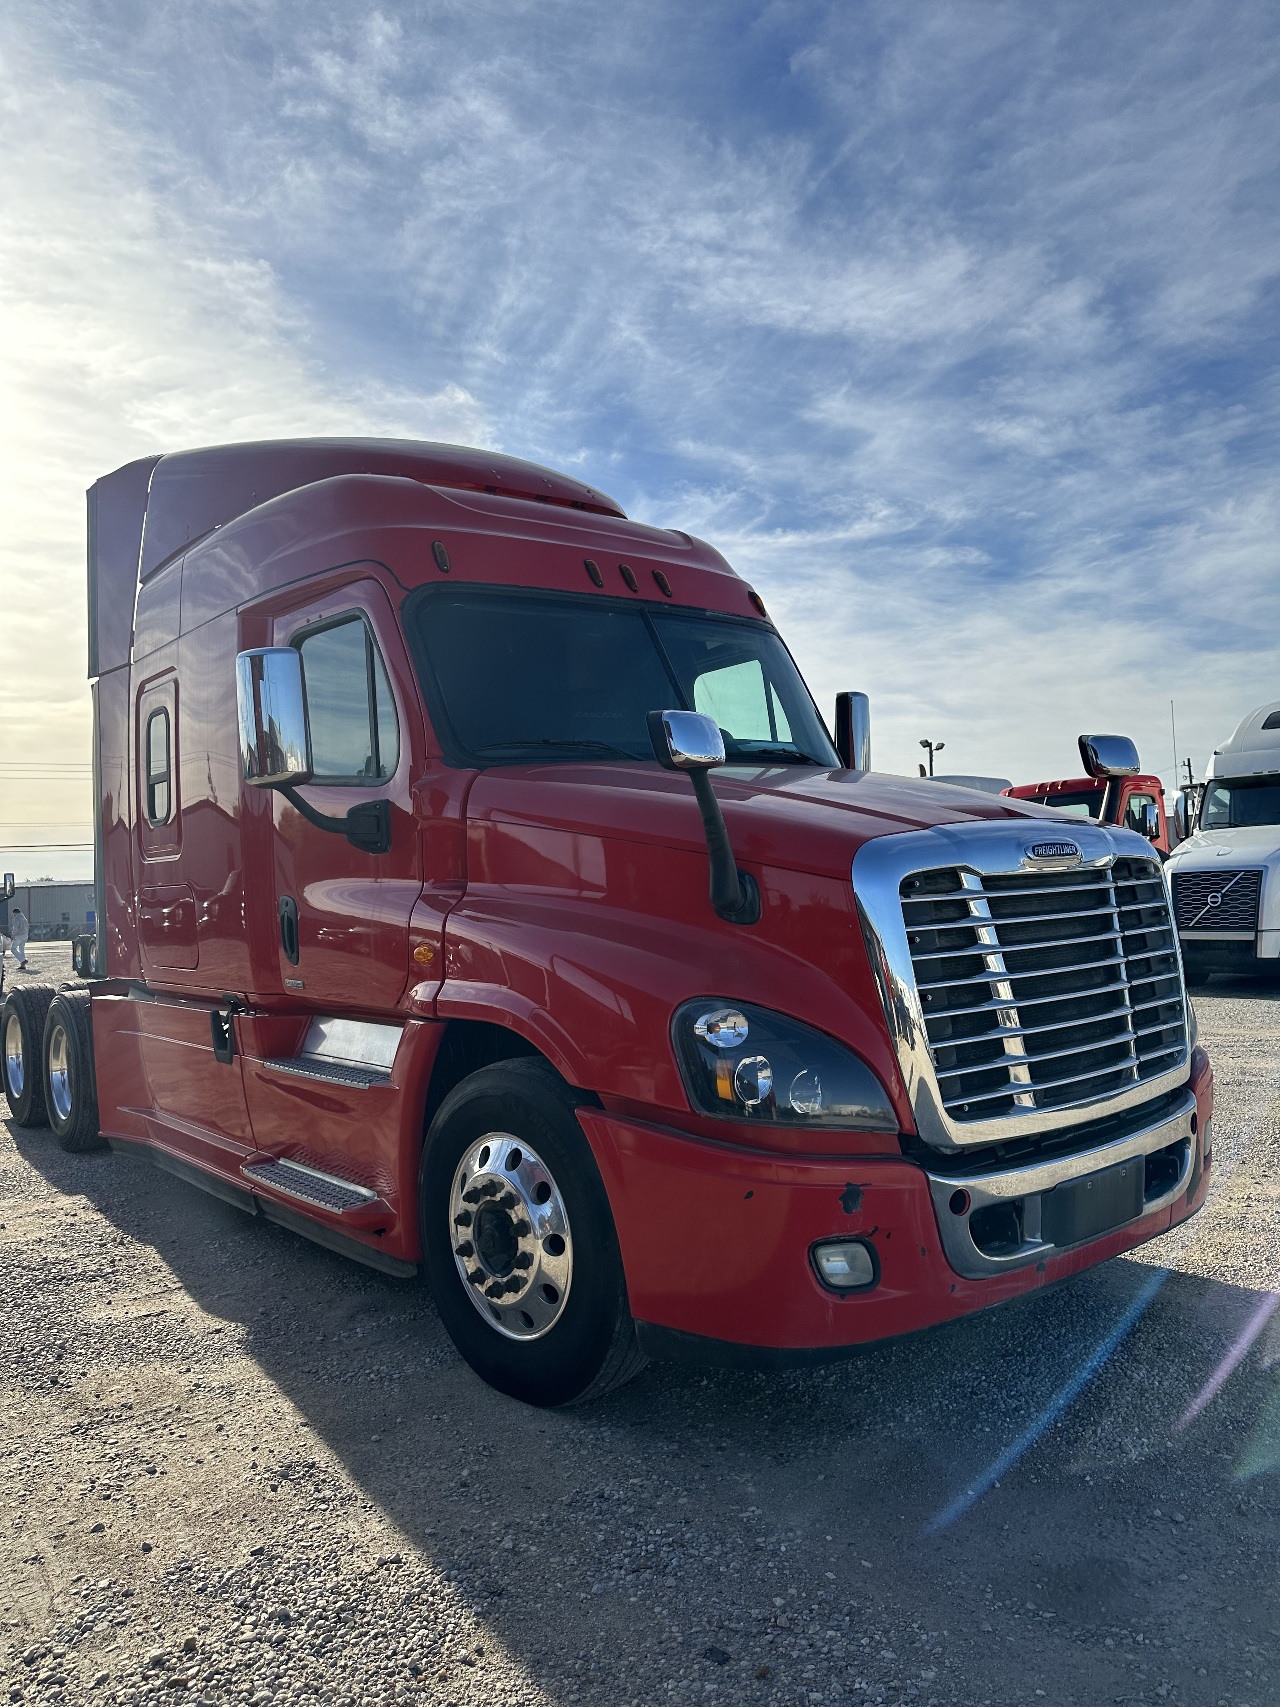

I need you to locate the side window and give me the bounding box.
[297,616,400,782]
[693,659,792,744]
[1123,792,1156,834]
[145,708,172,825]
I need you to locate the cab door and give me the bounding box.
[130,659,255,1167]
[266,577,424,1010]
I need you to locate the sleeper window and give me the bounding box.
[297,617,400,782]
[145,708,172,825]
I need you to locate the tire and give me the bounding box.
[420,1058,646,1407]
[1,984,56,1127]
[43,988,103,1152]
[1182,953,1212,990]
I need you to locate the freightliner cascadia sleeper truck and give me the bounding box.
[0,440,1213,1405]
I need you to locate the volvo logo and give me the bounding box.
[1207,892,1221,906]
[1027,840,1082,863]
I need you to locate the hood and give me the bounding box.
[468,763,1062,881]
[1167,825,1280,870]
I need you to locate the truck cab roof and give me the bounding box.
[88,438,639,677]
[1207,699,1280,779]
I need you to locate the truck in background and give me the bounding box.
[1166,700,1280,987]
[0,438,1211,1407]
[1003,736,1172,856]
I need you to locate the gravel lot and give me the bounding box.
[2,943,1278,1707]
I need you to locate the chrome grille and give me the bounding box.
[1172,868,1262,932]
[899,858,1186,1123]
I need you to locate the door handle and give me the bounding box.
[279,895,300,965]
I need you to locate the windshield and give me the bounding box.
[1200,776,1280,829]
[1030,789,1105,819]
[404,586,839,767]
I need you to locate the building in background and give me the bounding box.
[0,880,95,942]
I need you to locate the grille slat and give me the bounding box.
[902,858,1188,1121]
[914,926,1124,961]
[1172,868,1262,932]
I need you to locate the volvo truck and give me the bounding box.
[1167,701,1280,986]
[0,439,1212,1405]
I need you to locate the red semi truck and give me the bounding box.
[0,440,1212,1405]
[1003,737,1172,856]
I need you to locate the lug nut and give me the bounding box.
[455,1241,474,1258]
[513,1219,531,1237]
[513,1253,533,1270]
[453,1210,473,1227]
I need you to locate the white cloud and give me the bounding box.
[2,0,1279,880]
[0,27,490,875]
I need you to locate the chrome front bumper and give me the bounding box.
[926,1090,1198,1279]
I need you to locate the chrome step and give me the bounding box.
[263,1055,391,1089]
[242,1157,378,1214]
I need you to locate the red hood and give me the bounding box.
[468,764,1060,881]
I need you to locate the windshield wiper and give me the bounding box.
[474,738,639,760]
[723,745,826,766]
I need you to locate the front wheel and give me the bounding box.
[420,1059,646,1406]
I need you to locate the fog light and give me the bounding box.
[811,1239,877,1293]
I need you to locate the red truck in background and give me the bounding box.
[1003,736,1173,856]
[0,440,1211,1407]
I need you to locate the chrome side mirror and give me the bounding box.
[1078,733,1141,778]
[834,692,871,771]
[236,647,391,854]
[648,709,725,770]
[648,709,757,925]
[2,873,12,900]
[1173,791,1189,842]
[1139,800,1160,840]
[237,648,313,786]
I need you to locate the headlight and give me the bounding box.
[673,999,899,1130]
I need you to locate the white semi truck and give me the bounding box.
[1167,700,1280,986]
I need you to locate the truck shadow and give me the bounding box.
[7,1117,1278,1702]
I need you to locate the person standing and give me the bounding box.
[8,905,29,971]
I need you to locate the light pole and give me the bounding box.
[919,738,945,777]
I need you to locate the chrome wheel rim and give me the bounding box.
[4,1012,25,1100]
[48,1022,73,1123]
[449,1133,572,1341]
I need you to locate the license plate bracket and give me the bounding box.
[1041,1157,1145,1248]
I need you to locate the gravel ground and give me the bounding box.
[2,942,1278,1707]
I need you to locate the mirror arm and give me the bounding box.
[278,786,392,855]
[687,771,760,925]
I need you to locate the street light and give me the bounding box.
[919,738,945,777]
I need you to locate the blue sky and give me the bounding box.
[2,1,1279,875]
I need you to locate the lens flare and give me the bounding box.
[1176,1291,1280,1432]
[923,1268,1168,1536]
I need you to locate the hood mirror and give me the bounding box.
[834,692,871,771]
[648,710,759,926]
[1078,733,1141,779]
[649,709,726,771]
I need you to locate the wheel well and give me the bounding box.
[423,1020,544,1134]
